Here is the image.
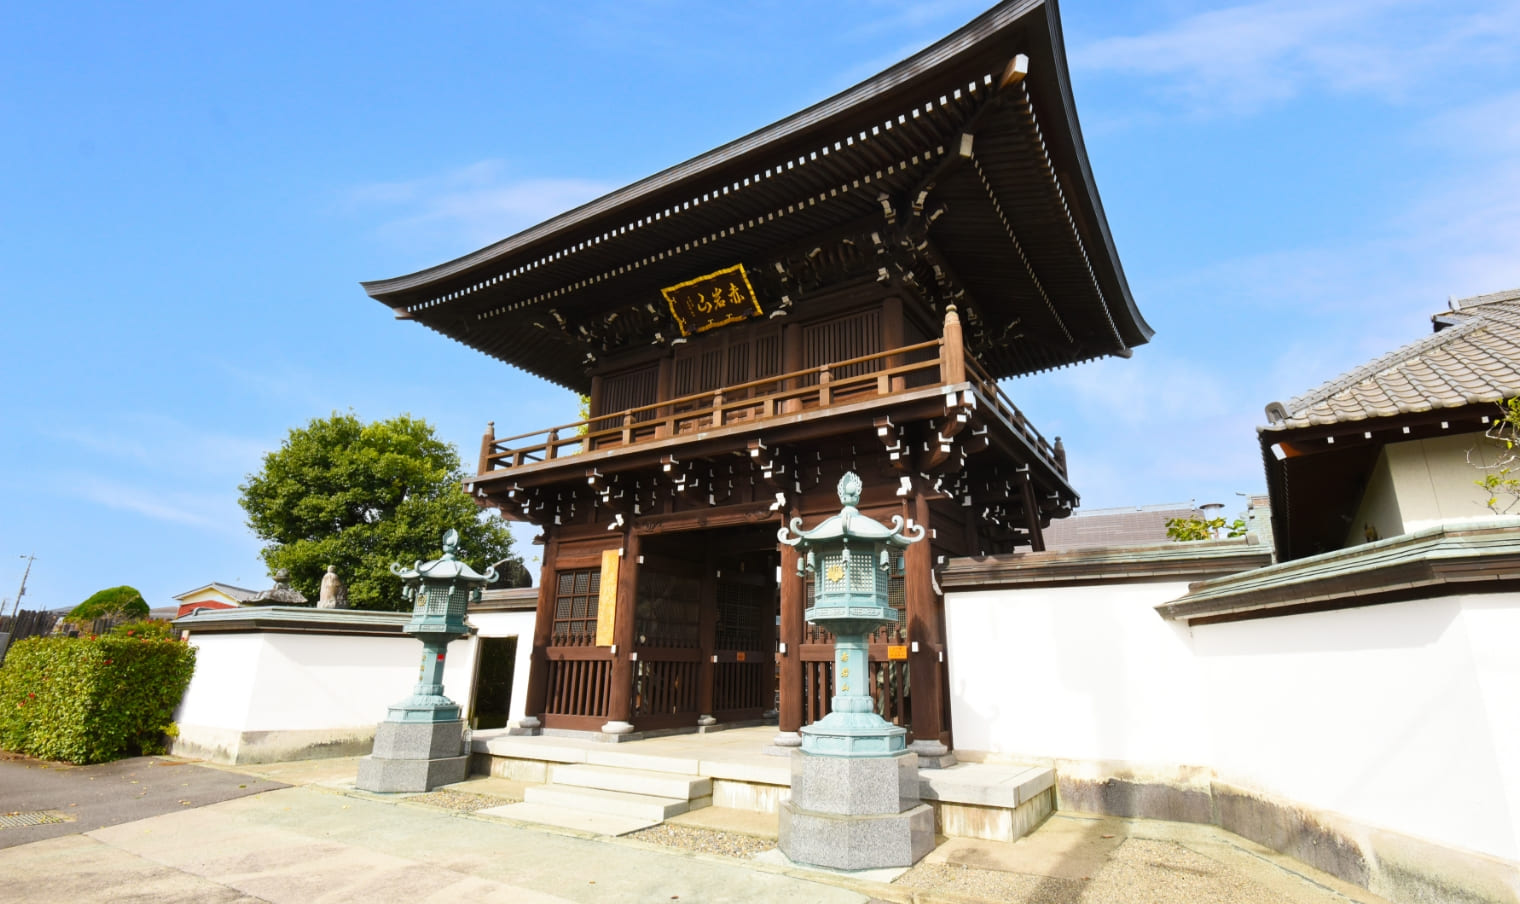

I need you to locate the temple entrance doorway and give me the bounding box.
[631,523,778,730]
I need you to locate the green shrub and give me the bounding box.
[108,619,176,641]
[0,634,196,764]
[68,585,149,622]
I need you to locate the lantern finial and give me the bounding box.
[837,471,862,507]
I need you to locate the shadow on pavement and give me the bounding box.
[0,752,286,849]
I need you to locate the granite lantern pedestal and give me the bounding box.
[357,529,496,793]
[776,473,936,870]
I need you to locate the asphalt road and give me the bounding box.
[0,751,285,849]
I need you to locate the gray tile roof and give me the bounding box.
[1044,503,1204,550]
[1262,288,1520,432]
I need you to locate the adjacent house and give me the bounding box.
[172,582,258,619]
[1258,286,1520,560]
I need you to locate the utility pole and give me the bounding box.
[10,555,36,622]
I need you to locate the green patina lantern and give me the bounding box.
[779,472,924,756]
[385,528,496,723]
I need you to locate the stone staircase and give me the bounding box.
[485,763,713,836]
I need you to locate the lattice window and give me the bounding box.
[672,326,782,401]
[804,550,905,643]
[634,571,702,648]
[595,364,659,429]
[715,580,768,651]
[551,568,601,646]
[803,308,882,379]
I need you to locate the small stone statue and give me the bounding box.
[251,568,307,605]
[318,565,348,609]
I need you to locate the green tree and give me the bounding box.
[239,412,523,611]
[1474,398,1520,513]
[68,586,149,622]
[1164,516,1247,542]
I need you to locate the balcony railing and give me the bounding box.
[477,332,1066,479]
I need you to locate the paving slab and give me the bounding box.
[60,786,873,903]
[0,753,284,850]
[0,734,1399,904]
[477,800,663,836]
[0,834,261,904]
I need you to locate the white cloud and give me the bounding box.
[1073,0,1520,115]
[70,477,241,532]
[42,413,269,480]
[348,160,613,255]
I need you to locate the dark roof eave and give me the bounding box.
[362,0,1050,302]
[360,0,1148,352]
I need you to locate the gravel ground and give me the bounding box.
[895,837,1313,904]
[627,823,776,859]
[895,861,1087,903]
[407,789,520,812]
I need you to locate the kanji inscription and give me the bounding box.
[661,264,762,336]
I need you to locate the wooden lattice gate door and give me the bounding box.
[711,574,775,721]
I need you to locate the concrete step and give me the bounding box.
[525,783,705,821]
[475,801,657,836]
[551,763,713,801]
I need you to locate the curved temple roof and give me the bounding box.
[363,0,1151,391]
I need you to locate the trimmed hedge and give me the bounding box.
[0,634,196,764]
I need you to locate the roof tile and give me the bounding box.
[1264,290,1520,431]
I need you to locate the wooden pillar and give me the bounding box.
[588,374,604,421]
[1021,471,1046,553]
[656,355,674,436]
[777,540,804,733]
[604,529,641,730]
[782,321,803,414]
[697,552,718,720]
[940,304,966,385]
[477,421,496,475]
[905,492,947,748]
[520,533,559,725]
[883,296,906,392]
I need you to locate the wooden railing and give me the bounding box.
[479,332,1066,479]
[964,353,1066,477]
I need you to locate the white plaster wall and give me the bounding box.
[177,631,477,734]
[1194,597,1515,859]
[240,633,475,731]
[1459,595,1520,859]
[1390,433,1504,531]
[946,581,1210,768]
[946,585,1520,861]
[175,632,263,732]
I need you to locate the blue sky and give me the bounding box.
[3,0,1518,612]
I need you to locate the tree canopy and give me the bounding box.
[69,586,149,622]
[239,412,524,612]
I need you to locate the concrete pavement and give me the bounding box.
[0,751,284,849]
[0,753,1393,903]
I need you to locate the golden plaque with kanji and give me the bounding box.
[661,264,762,336]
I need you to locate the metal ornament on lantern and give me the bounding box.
[779,472,925,756]
[385,528,496,723]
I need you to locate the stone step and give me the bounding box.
[525,783,706,821]
[551,763,713,801]
[475,801,657,836]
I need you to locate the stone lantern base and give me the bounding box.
[355,720,469,793]
[778,750,935,870]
